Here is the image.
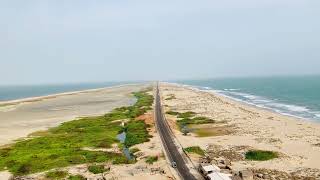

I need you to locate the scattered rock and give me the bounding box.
[256,173,263,178]
[239,170,254,180]
[262,174,270,179]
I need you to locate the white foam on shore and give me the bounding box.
[172,82,320,122]
[223,88,240,91]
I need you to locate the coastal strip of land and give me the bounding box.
[0,84,175,180]
[160,82,320,179]
[0,84,148,146]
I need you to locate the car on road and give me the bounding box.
[171,161,177,168]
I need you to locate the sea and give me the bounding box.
[175,75,320,122]
[0,82,132,102]
[1,76,320,122]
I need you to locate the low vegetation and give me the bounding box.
[184,146,205,156]
[0,89,154,176]
[166,111,180,116]
[68,175,86,180]
[124,120,152,147]
[145,156,158,164]
[129,147,140,154]
[191,126,231,137]
[88,165,109,174]
[177,111,197,119]
[245,150,278,161]
[165,94,176,100]
[177,116,215,128]
[45,170,68,180]
[166,111,215,131]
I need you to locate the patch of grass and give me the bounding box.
[88,165,108,174]
[165,94,176,100]
[129,147,140,154]
[184,146,205,156]
[145,156,158,164]
[124,120,151,147]
[112,155,131,164]
[28,130,50,137]
[177,117,215,131]
[45,170,68,180]
[166,111,179,116]
[245,150,278,161]
[68,175,86,180]
[166,111,215,133]
[177,111,196,119]
[0,89,154,175]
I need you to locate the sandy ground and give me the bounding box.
[0,87,175,180]
[160,82,320,178]
[0,84,148,146]
[14,110,174,180]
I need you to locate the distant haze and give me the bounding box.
[1,0,320,85]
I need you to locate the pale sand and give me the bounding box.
[160,82,320,174]
[18,111,174,180]
[0,84,149,146]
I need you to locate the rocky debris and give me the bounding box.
[313,143,320,147]
[251,168,319,180]
[239,170,254,180]
[212,157,232,169]
[150,167,166,175]
[254,138,282,145]
[206,144,245,162]
[199,156,212,164]
[291,168,320,179]
[135,151,145,159]
[231,170,254,180]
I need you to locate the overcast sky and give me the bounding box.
[1,0,320,85]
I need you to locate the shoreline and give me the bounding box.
[0,83,142,107]
[0,83,148,146]
[160,82,320,176]
[172,82,320,123]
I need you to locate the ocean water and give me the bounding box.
[176,75,320,121]
[0,82,132,102]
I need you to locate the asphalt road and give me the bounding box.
[155,84,197,180]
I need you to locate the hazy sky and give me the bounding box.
[1,0,320,84]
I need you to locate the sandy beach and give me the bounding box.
[0,84,149,146]
[0,87,175,180]
[160,82,320,178]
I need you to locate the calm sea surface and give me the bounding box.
[176,75,320,121]
[0,82,132,102]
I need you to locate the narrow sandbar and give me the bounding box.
[0,84,149,146]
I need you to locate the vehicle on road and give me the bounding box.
[171,161,177,168]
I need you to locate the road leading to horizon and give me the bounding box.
[155,84,197,180]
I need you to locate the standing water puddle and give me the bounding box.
[117,132,133,160]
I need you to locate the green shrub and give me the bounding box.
[124,120,151,147]
[129,147,140,154]
[68,175,86,180]
[166,111,179,116]
[46,170,68,180]
[245,150,278,161]
[112,156,130,164]
[145,156,158,164]
[177,111,196,119]
[184,146,205,156]
[88,165,108,174]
